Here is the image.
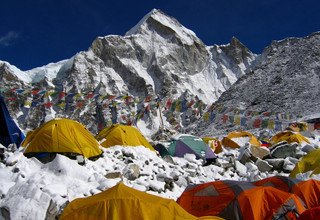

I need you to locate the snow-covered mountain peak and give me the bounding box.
[219,36,257,66]
[1,9,258,134]
[26,60,69,84]
[125,9,198,45]
[0,60,32,83]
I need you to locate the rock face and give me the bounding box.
[1,9,319,136]
[216,32,320,117]
[0,9,255,133]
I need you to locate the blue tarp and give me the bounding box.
[0,95,25,147]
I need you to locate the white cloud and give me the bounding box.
[0,31,19,46]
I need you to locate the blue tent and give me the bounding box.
[0,95,25,147]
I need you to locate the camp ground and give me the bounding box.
[0,112,319,219]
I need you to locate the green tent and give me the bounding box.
[155,134,216,162]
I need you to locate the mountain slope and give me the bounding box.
[216,32,320,117]
[0,9,255,134]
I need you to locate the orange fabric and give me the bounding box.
[254,177,291,192]
[222,131,261,148]
[226,131,261,147]
[270,131,310,145]
[294,180,320,209]
[221,137,240,148]
[254,177,320,209]
[178,180,306,220]
[177,181,235,217]
[237,187,305,220]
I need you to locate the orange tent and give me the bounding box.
[269,131,310,145]
[177,180,305,220]
[254,176,320,209]
[221,131,261,148]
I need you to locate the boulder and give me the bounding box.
[123,164,140,180]
[238,146,253,164]
[270,143,298,158]
[250,145,270,159]
[301,144,315,153]
[235,160,247,176]
[105,172,122,179]
[255,158,273,172]
[283,158,296,172]
[264,159,285,171]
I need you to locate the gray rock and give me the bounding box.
[235,160,247,176]
[265,159,285,171]
[238,147,252,164]
[283,159,296,172]
[175,176,188,187]
[45,200,60,220]
[255,158,273,172]
[123,164,140,180]
[270,143,298,158]
[122,151,135,160]
[250,145,270,159]
[162,155,175,164]
[0,207,10,220]
[301,144,315,153]
[105,172,122,179]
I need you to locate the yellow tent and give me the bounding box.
[290,148,320,178]
[287,122,308,132]
[269,131,310,145]
[222,131,261,148]
[202,137,222,153]
[22,118,102,159]
[60,182,223,220]
[96,124,154,151]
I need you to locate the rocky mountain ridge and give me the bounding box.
[0,9,255,135]
[1,9,319,137]
[216,32,320,116]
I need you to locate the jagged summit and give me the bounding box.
[0,9,292,135]
[125,9,198,45]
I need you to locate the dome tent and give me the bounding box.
[22,118,102,160]
[177,180,305,220]
[269,130,310,145]
[95,124,154,151]
[60,182,222,220]
[155,134,216,163]
[221,131,261,148]
[254,176,320,209]
[290,148,320,178]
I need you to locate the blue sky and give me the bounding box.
[1,0,320,70]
